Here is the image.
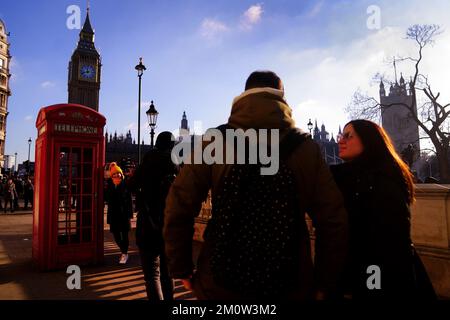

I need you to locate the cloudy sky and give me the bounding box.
[1,0,450,164]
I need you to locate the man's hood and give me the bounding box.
[228,87,296,130]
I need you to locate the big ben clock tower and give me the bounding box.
[68,8,101,111]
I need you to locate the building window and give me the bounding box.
[0,58,3,69]
[0,115,4,131]
[0,75,6,86]
[0,94,5,107]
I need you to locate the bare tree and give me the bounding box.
[346,24,450,182]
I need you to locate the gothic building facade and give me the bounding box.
[312,120,341,165]
[0,19,11,168]
[379,74,420,162]
[104,130,151,165]
[68,8,101,111]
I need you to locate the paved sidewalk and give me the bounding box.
[0,211,198,300]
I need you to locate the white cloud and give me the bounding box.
[241,4,263,30]
[9,57,21,83]
[41,81,56,88]
[24,115,33,122]
[278,27,407,135]
[308,1,324,18]
[131,101,152,111]
[278,24,450,138]
[125,123,136,130]
[200,18,229,40]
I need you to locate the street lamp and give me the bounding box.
[14,152,17,174]
[135,57,147,164]
[146,101,159,148]
[28,138,32,174]
[307,119,313,134]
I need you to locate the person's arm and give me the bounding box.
[163,161,211,281]
[306,144,349,297]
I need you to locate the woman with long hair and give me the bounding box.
[330,119,435,299]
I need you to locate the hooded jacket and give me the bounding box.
[163,87,348,299]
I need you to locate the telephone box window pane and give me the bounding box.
[58,234,68,245]
[83,164,93,178]
[82,212,92,227]
[69,221,78,229]
[59,178,69,194]
[82,228,92,242]
[83,148,93,163]
[71,180,81,195]
[71,164,81,178]
[70,231,80,243]
[71,148,81,164]
[59,166,69,179]
[82,196,92,211]
[58,212,69,224]
[69,196,80,211]
[58,195,70,212]
[83,179,92,194]
[60,148,69,165]
[58,228,78,245]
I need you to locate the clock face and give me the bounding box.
[80,64,96,80]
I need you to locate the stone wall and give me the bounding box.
[411,184,450,299]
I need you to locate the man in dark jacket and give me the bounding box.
[130,132,178,300]
[23,177,34,210]
[164,71,348,300]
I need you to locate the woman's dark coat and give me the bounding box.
[130,149,178,253]
[105,179,133,233]
[330,161,418,298]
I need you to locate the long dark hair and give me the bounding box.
[346,119,415,204]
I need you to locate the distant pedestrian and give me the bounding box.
[164,70,348,300]
[330,119,436,299]
[4,178,16,213]
[23,177,34,210]
[105,162,133,264]
[130,131,178,300]
[0,179,4,210]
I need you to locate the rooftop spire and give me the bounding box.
[393,56,398,84]
[400,72,405,84]
[81,7,94,35]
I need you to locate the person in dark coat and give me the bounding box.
[23,177,34,210]
[4,178,16,213]
[330,119,436,299]
[129,131,178,300]
[105,162,133,264]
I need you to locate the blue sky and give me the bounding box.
[1,0,450,164]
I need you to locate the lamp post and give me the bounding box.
[307,119,313,134]
[14,152,17,174]
[135,57,147,164]
[146,101,159,148]
[27,138,32,174]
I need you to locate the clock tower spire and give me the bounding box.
[68,7,101,111]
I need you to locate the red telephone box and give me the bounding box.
[33,104,106,270]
